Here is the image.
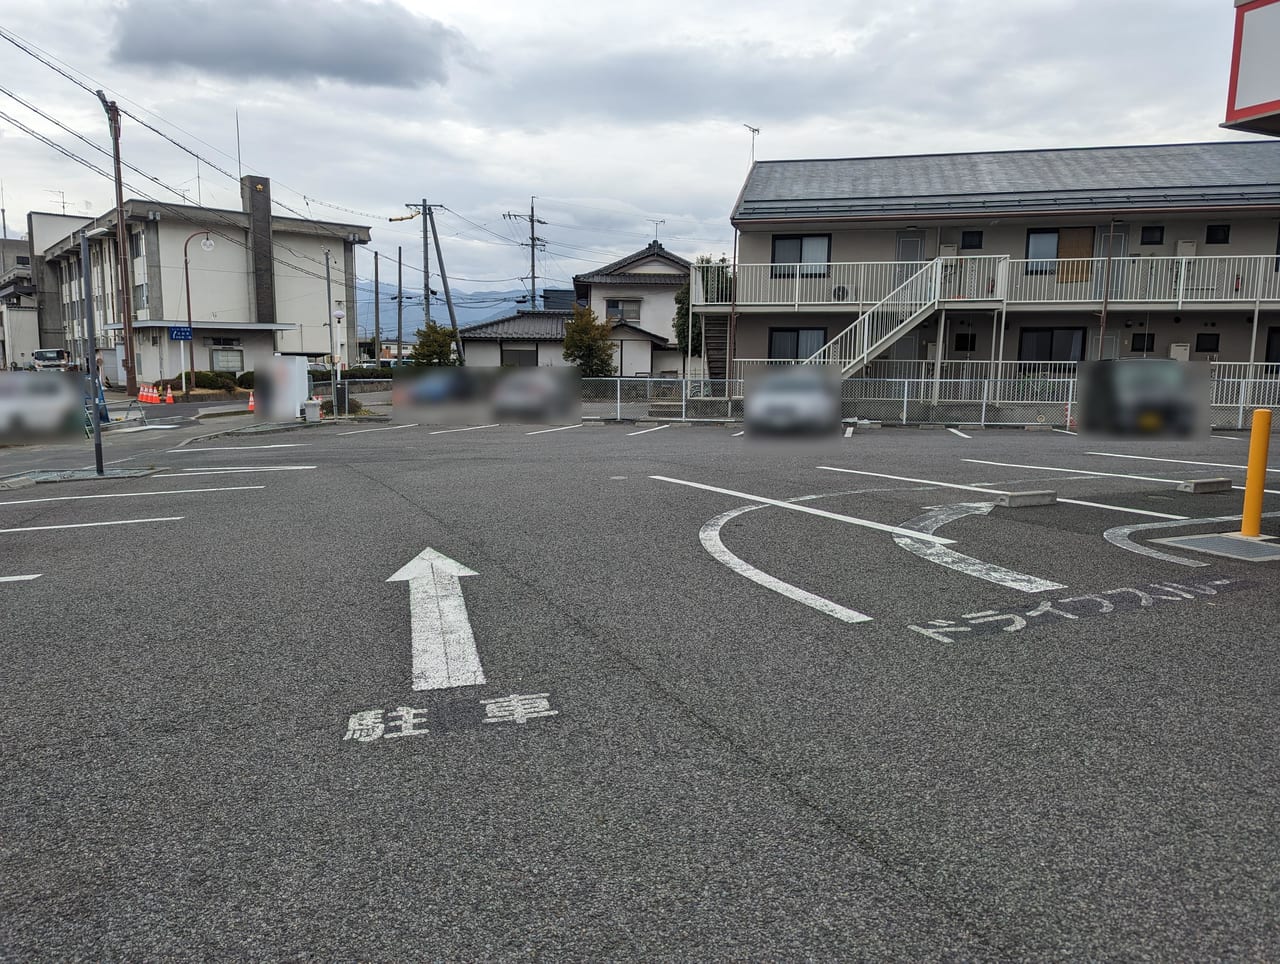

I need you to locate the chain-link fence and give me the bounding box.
[579,376,1280,428]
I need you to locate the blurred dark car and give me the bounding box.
[1079,358,1204,438]
[409,369,475,405]
[744,368,841,435]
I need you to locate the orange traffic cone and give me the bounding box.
[165,385,174,404]
[247,390,255,413]
[141,384,152,403]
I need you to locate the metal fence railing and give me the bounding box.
[578,375,1280,429]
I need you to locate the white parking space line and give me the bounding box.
[1212,435,1241,440]
[628,424,670,436]
[0,516,183,534]
[947,428,971,439]
[700,504,872,623]
[428,424,499,435]
[816,465,1189,519]
[844,427,854,438]
[526,423,583,435]
[0,574,41,582]
[168,443,309,452]
[962,458,1179,485]
[733,431,746,437]
[1086,452,1276,473]
[651,475,954,544]
[154,466,315,478]
[111,425,180,433]
[1052,429,1077,436]
[337,424,419,436]
[0,485,264,507]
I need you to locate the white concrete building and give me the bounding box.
[28,176,370,385]
[0,239,38,369]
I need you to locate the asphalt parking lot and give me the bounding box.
[2,417,1278,959]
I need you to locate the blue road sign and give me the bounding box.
[169,326,193,341]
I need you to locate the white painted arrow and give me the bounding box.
[386,548,486,691]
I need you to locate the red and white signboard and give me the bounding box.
[1225,0,1280,136]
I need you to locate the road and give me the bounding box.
[2,418,1278,959]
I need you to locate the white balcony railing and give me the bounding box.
[695,255,1280,308]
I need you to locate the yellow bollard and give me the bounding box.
[1241,408,1272,538]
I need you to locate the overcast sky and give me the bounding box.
[0,0,1261,317]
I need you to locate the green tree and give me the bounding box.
[673,254,732,356]
[562,304,617,377]
[410,322,458,366]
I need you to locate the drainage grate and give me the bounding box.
[1151,533,1280,562]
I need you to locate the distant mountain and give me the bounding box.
[352,280,530,338]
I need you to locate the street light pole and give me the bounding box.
[182,230,213,400]
[96,90,137,397]
[80,229,104,475]
[325,249,337,414]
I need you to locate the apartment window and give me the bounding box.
[128,231,145,260]
[771,235,830,278]
[1025,229,1059,274]
[768,327,827,360]
[960,231,983,250]
[1140,226,1165,246]
[1195,332,1220,353]
[15,255,29,266]
[605,299,641,322]
[1131,332,1155,352]
[209,337,241,347]
[1018,327,1086,362]
[1205,225,1231,245]
[133,283,148,309]
[210,349,243,372]
[954,331,978,352]
[500,347,537,367]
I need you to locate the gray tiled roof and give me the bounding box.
[735,141,1280,221]
[576,241,691,283]
[575,271,687,287]
[459,310,572,341]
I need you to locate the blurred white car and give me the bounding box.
[0,371,82,442]
[744,368,841,435]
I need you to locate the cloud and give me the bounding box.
[110,0,471,88]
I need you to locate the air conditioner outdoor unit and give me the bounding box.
[1169,342,1191,361]
[831,284,850,302]
[939,243,959,258]
[1176,240,1197,259]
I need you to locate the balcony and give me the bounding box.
[693,255,1280,309]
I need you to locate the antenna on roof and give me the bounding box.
[647,218,665,240]
[743,124,760,164]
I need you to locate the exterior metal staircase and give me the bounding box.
[803,260,941,375]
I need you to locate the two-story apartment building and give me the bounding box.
[28,176,370,385]
[691,142,1280,422]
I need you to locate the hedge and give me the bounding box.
[157,370,239,392]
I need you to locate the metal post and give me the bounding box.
[325,250,336,415]
[1097,218,1117,360]
[1241,408,1272,538]
[615,377,621,421]
[422,198,431,325]
[373,251,381,364]
[1066,376,1075,430]
[980,378,988,428]
[396,246,403,366]
[96,92,136,396]
[79,231,104,475]
[426,207,463,363]
[529,196,537,310]
[902,380,909,424]
[931,309,946,407]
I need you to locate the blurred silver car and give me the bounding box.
[0,371,83,443]
[744,368,841,435]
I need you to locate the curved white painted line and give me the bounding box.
[893,503,1066,593]
[699,503,872,624]
[1103,511,1280,567]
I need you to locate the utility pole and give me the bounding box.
[373,251,381,363]
[505,197,546,310]
[396,245,403,364]
[422,197,430,325]
[96,90,137,396]
[426,206,463,363]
